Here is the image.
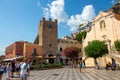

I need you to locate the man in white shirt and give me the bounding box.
[20,58,30,80]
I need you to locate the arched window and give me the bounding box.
[49,44,52,47]
[100,20,106,29]
[60,47,63,51]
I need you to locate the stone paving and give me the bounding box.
[2,67,120,80]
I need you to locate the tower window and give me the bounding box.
[60,47,63,51]
[18,45,22,49]
[48,25,52,28]
[49,44,52,47]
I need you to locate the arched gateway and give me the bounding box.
[48,54,55,64]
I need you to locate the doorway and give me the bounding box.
[48,54,54,64]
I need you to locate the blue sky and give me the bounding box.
[0,0,118,55]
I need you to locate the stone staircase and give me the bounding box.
[83,52,120,68]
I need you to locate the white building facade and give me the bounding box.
[83,10,120,67]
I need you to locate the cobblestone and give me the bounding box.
[2,67,120,80]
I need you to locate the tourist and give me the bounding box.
[15,60,21,77]
[20,58,30,80]
[111,58,116,70]
[105,62,111,70]
[11,60,15,78]
[78,58,83,72]
[6,63,12,80]
[0,61,4,80]
[70,60,73,68]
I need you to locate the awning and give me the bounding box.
[43,56,56,59]
[36,56,42,58]
[3,56,24,62]
[3,58,15,62]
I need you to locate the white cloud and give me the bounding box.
[111,0,115,4]
[43,0,68,22]
[0,47,4,55]
[67,5,96,32]
[43,1,96,32]
[43,7,50,19]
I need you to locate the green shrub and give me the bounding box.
[114,40,120,51]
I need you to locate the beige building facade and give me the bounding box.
[58,38,82,54]
[83,10,120,67]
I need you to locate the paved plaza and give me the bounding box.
[2,67,120,80]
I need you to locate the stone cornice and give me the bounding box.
[93,11,114,22]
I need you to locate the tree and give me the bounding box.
[79,23,84,28]
[84,40,108,68]
[76,22,92,43]
[112,2,120,14]
[63,47,81,59]
[114,40,120,51]
[76,31,87,43]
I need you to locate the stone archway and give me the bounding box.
[48,54,54,64]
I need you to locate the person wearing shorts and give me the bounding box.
[20,58,30,80]
[15,61,21,77]
[6,63,12,80]
[11,60,15,78]
[78,58,83,72]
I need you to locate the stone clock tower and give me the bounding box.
[34,17,58,63]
